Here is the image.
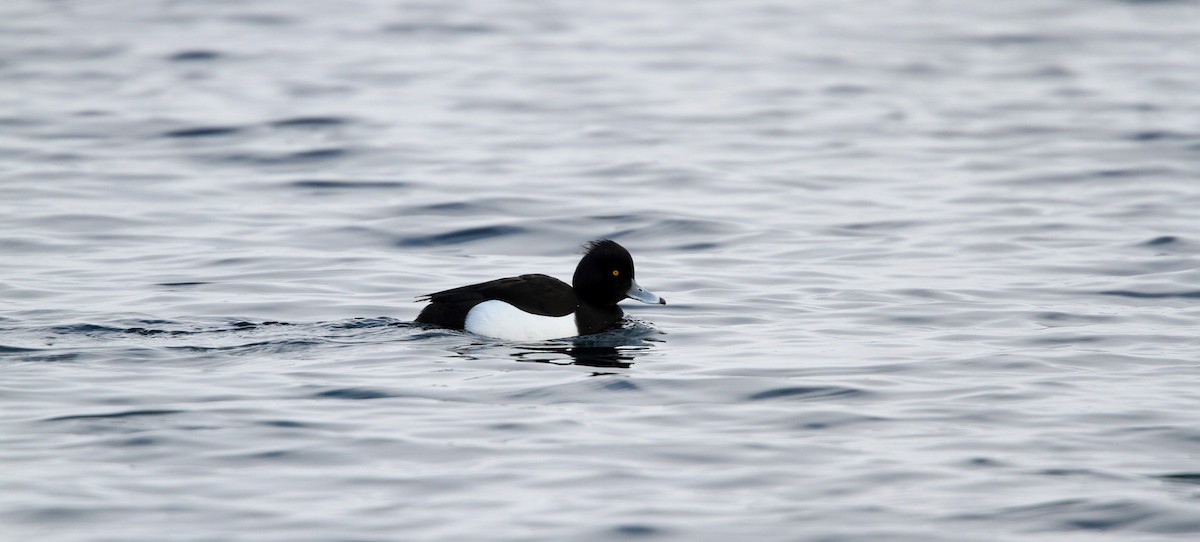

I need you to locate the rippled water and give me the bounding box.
[4,0,1200,540]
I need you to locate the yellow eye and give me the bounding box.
[612,269,620,276]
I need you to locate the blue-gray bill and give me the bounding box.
[626,279,665,305]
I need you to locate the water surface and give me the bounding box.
[3,0,1200,540]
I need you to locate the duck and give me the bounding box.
[415,239,665,341]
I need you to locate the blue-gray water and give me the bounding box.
[3,0,1200,540]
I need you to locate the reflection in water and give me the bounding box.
[514,320,661,368]
[509,344,639,368]
[447,319,663,368]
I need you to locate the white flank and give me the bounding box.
[464,300,577,341]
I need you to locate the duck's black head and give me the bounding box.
[572,239,665,308]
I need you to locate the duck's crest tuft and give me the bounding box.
[583,239,620,254]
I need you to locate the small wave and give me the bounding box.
[166,339,323,354]
[610,525,662,537]
[314,388,395,400]
[1141,235,1180,246]
[611,217,740,239]
[162,126,241,138]
[290,179,409,190]
[216,148,350,165]
[992,166,1182,186]
[598,378,639,391]
[268,116,350,128]
[418,201,476,213]
[395,225,527,247]
[48,323,127,335]
[1157,473,1200,485]
[166,50,222,62]
[256,420,312,428]
[288,148,348,160]
[42,322,206,337]
[746,386,864,401]
[46,409,183,422]
[1129,130,1191,142]
[957,498,1159,532]
[1100,290,1200,299]
[122,327,198,336]
[325,317,411,330]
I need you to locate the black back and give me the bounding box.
[415,274,578,330]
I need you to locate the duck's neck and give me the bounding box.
[574,302,624,335]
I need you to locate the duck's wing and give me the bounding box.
[417,274,578,317]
